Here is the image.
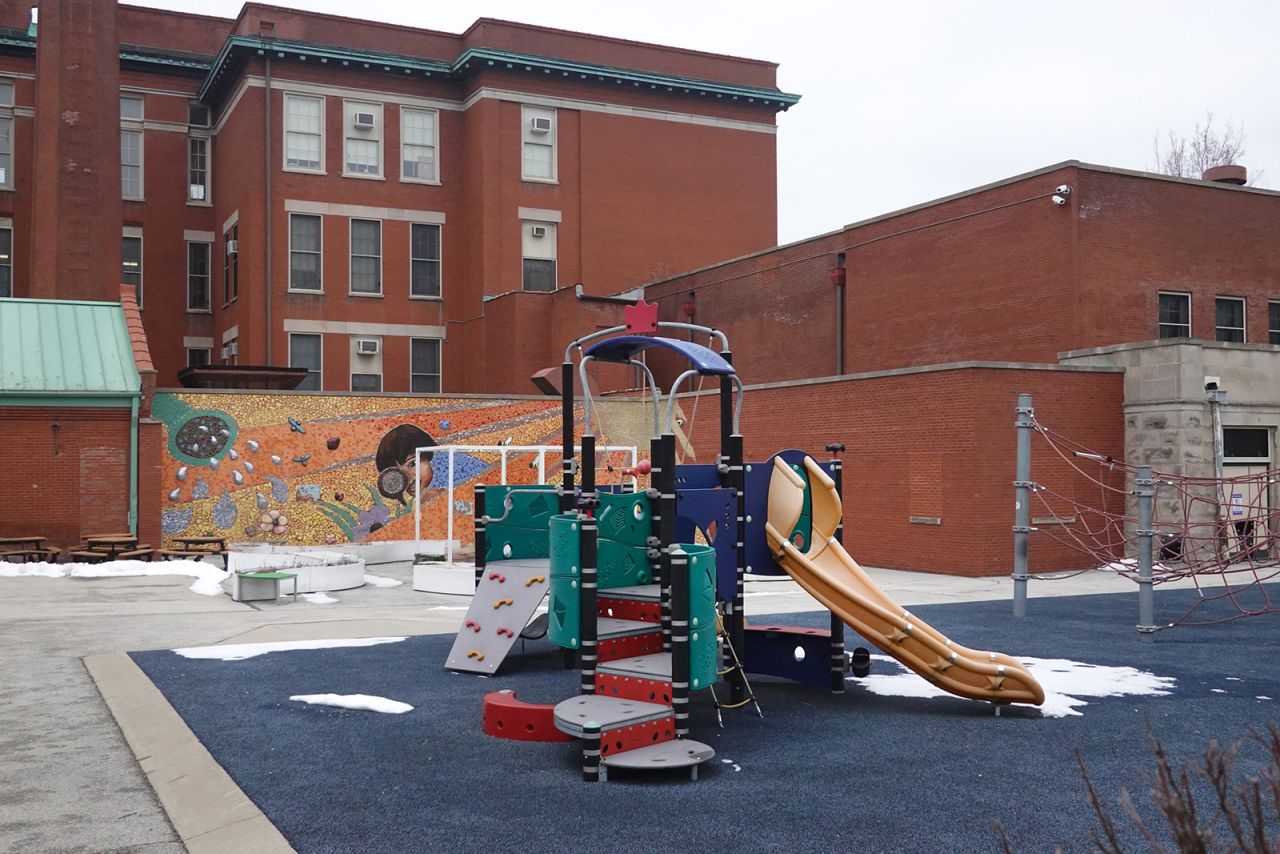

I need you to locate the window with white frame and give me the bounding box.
[284,94,324,171]
[0,80,13,189]
[223,223,238,304]
[187,242,210,311]
[188,136,209,202]
[187,348,211,367]
[1158,291,1190,338]
[343,101,382,177]
[350,219,381,294]
[187,103,211,128]
[522,221,557,292]
[0,225,11,298]
[121,95,144,199]
[1270,301,1280,346]
[410,338,441,393]
[401,107,437,182]
[289,333,323,391]
[410,223,441,298]
[289,214,323,291]
[1216,296,1245,343]
[122,233,143,307]
[521,105,556,182]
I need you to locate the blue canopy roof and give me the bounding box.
[584,336,735,376]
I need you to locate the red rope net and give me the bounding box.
[1028,416,1280,629]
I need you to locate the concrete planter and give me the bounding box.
[227,550,365,596]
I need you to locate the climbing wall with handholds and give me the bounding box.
[444,557,551,674]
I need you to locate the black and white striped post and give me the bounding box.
[560,360,576,513]
[474,484,486,589]
[1136,465,1157,641]
[826,443,847,694]
[670,546,691,738]
[728,432,748,706]
[579,511,598,695]
[582,721,601,782]
[656,434,677,651]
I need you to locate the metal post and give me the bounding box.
[670,547,690,738]
[579,512,598,694]
[658,434,677,651]
[827,444,847,694]
[1136,465,1157,640]
[581,434,596,508]
[582,721,601,782]
[561,361,575,513]
[474,485,486,590]
[1012,394,1034,617]
[446,448,456,566]
[728,433,747,705]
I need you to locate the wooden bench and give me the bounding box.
[67,550,112,564]
[159,549,206,561]
[116,548,156,561]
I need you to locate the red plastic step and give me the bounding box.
[482,689,573,742]
[595,671,673,705]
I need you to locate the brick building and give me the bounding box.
[0,1,795,391]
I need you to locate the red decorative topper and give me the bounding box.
[624,298,659,334]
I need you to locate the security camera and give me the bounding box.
[1054,184,1072,196]
[1204,376,1220,391]
[1052,195,1068,206]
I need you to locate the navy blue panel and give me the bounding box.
[742,625,834,689]
[585,335,735,375]
[674,463,720,490]
[673,487,737,599]
[742,450,839,577]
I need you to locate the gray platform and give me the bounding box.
[599,583,661,602]
[552,694,672,737]
[444,558,551,674]
[601,739,716,780]
[598,617,662,639]
[597,652,672,681]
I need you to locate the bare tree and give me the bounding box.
[1152,112,1262,184]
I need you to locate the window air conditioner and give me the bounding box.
[356,338,380,356]
[225,239,238,255]
[530,225,547,238]
[530,116,552,134]
[189,184,206,201]
[353,112,376,129]
[229,341,238,356]
[220,345,229,360]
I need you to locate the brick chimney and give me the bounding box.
[29,0,123,301]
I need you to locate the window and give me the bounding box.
[284,94,323,171]
[1215,297,1245,343]
[121,130,142,199]
[120,95,143,120]
[187,242,210,311]
[401,108,437,182]
[122,234,142,307]
[522,221,557,292]
[410,223,441,298]
[1270,302,1280,346]
[289,333,323,391]
[0,226,11,297]
[350,219,381,294]
[0,79,13,106]
[289,214,323,291]
[186,348,211,368]
[0,116,11,188]
[344,101,382,177]
[187,103,210,127]
[522,105,556,182]
[1158,292,1190,338]
[188,137,209,202]
[1223,427,1269,460]
[411,338,441,393]
[351,372,382,392]
[223,224,238,304]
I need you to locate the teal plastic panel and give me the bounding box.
[680,543,719,692]
[547,574,581,649]
[596,491,651,547]
[598,540,653,589]
[549,513,580,578]
[486,485,558,530]
[483,527,550,563]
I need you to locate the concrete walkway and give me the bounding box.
[0,559,1217,852]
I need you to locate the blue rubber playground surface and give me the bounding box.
[131,586,1280,853]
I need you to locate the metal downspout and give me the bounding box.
[263,51,273,364]
[129,395,139,535]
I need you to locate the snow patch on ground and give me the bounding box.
[855,654,1175,718]
[1,559,226,596]
[1211,688,1227,694]
[1258,696,1273,701]
[300,592,338,604]
[173,636,407,661]
[290,693,413,714]
[363,573,402,588]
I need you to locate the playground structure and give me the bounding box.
[446,299,1045,782]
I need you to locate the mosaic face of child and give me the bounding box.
[375,424,437,502]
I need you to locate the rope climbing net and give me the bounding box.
[1028,416,1280,629]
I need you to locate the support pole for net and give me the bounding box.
[1012,394,1034,617]
[1135,465,1157,640]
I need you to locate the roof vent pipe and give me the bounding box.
[1202,165,1247,185]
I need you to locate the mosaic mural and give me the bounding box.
[154,393,611,549]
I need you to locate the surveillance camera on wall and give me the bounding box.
[1204,376,1220,391]
[1052,195,1068,206]
[1054,184,1072,196]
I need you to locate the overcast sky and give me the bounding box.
[139,0,1279,244]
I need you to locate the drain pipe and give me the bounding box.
[262,40,274,364]
[128,395,139,535]
[832,253,846,375]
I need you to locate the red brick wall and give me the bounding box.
[0,407,134,550]
[683,366,1125,576]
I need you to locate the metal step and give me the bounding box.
[599,583,661,602]
[601,739,716,781]
[598,652,672,681]
[598,617,662,639]
[552,694,671,738]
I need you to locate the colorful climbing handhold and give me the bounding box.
[466,650,485,661]
[493,598,513,609]
[488,572,506,583]
[496,627,514,638]
[525,575,546,586]
[465,620,481,632]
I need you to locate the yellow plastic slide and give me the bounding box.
[764,456,1045,706]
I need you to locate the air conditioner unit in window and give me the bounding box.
[225,239,238,255]
[220,345,229,359]
[356,338,380,356]
[530,225,547,238]
[530,116,552,134]
[229,341,238,356]
[189,184,206,201]
[352,112,376,129]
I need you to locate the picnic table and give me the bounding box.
[0,536,60,563]
[170,535,229,556]
[82,535,141,559]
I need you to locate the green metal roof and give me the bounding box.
[0,298,140,405]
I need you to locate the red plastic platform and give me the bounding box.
[482,689,573,742]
